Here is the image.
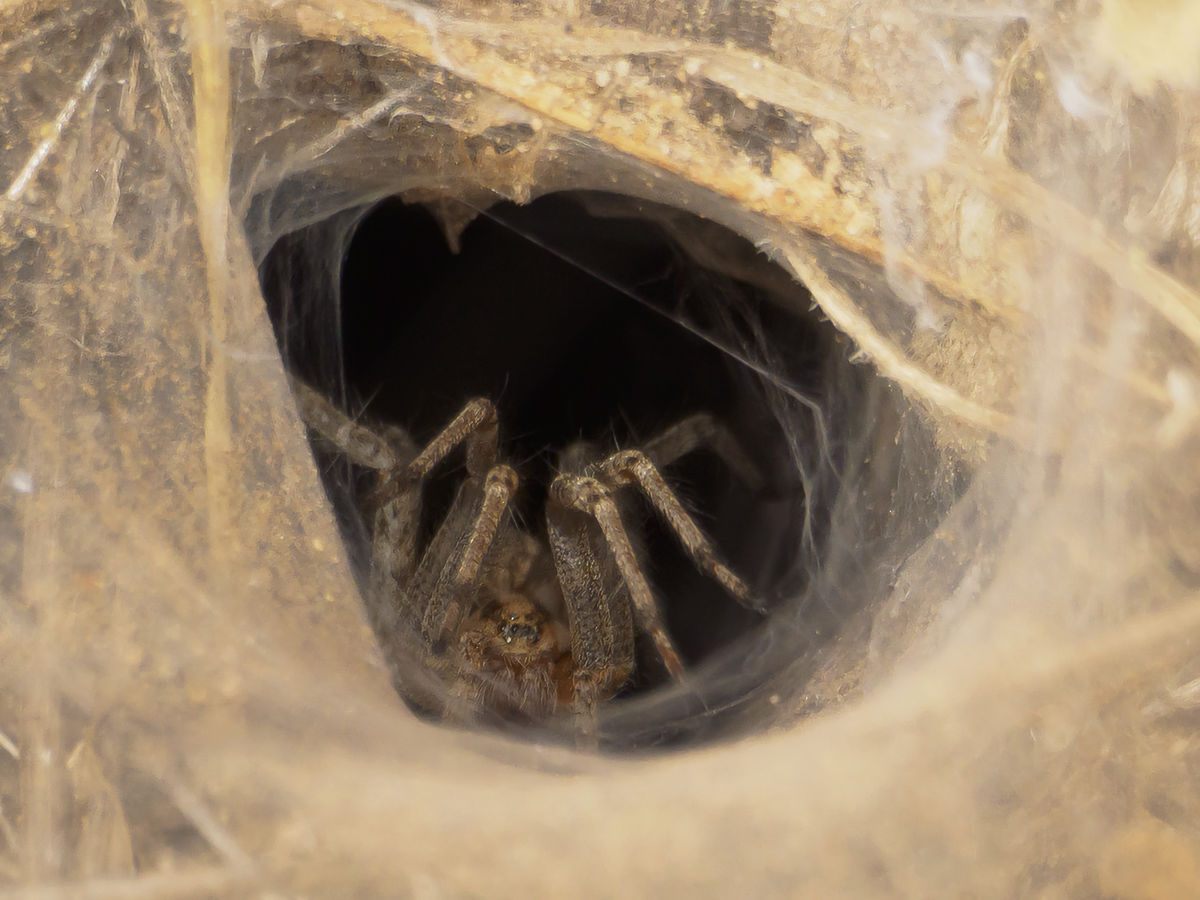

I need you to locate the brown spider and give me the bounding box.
[293,378,764,740]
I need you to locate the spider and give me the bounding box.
[292,377,765,741]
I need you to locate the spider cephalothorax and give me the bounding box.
[293,378,763,741]
[450,596,567,720]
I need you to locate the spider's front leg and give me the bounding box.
[545,497,637,742]
[549,474,686,681]
[374,397,525,656]
[292,379,517,678]
[290,378,420,624]
[596,413,766,613]
[545,413,765,740]
[594,449,763,613]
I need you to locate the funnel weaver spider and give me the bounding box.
[293,378,764,742]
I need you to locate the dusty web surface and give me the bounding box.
[0,0,1198,895]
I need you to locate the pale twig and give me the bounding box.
[778,246,1012,434]
[160,775,255,874]
[0,727,18,760]
[123,0,194,189]
[4,31,116,202]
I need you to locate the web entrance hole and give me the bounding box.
[262,190,880,748]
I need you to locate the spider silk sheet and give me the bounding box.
[1,0,1199,896]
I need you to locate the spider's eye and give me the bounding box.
[499,620,540,644]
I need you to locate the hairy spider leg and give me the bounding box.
[405,398,499,481]
[641,412,764,493]
[289,376,418,598]
[290,377,409,470]
[550,474,686,680]
[375,397,501,617]
[290,377,425,653]
[595,448,764,613]
[381,398,515,645]
[415,463,519,645]
[291,382,512,655]
[545,501,636,742]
